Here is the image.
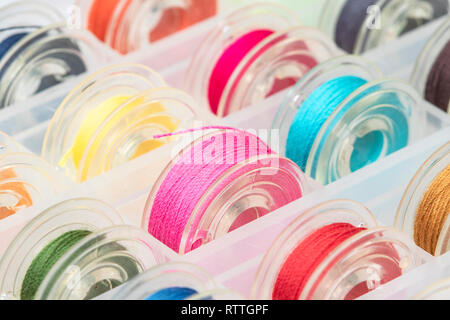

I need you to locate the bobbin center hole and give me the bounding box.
[247,61,308,107]
[191,192,272,251]
[382,1,433,43]
[0,189,30,217]
[350,130,385,172]
[216,193,271,236]
[65,253,141,300]
[111,124,174,168]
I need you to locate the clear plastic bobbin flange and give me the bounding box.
[0,198,165,300]
[0,23,105,108]
[112,262,216,300]
[395,142,450,256]
[42,64,200,182]
[320,0,449,53]
[272,55,424,184]
[143,128,312,254]
[185,3,340,117]
[251,199,423,300]
[0,152,68,219]
[415,277,450,299]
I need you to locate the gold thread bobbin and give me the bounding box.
[396,141,450,256]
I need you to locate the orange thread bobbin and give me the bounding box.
[0,168,32,219]
[86,0,217,53]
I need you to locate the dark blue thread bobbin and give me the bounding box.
[0,26,87,108]
[335,0,379,53]
[335,0,449,53]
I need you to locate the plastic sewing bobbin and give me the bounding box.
[42,64,200,182]
[143,128,311,254]
[272,55,424,184]
[77,0,217,54]
[112,262,216,300]
[251,199,423,300]
[395,142,450,256]
[411,17,450,113]
[0,23,104,108]
[0,152,67,219]
[0,198,164,300]
[320,0,449,53]
[185,3,340,117]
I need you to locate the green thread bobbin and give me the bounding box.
[21,230,91,300]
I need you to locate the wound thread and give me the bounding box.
[146,127,306,253]
[208,29,274,115]
[0,26,88,108]
[150,0,217,43]
[145,287,198,300]
[335,0,378,53]
[20,230,91,300]
[334,0,448,53]
[87,0,216,53]
[148,129,274,252]
[414,165,450,255]
[425,40,450,113]
[273,223,366,300]
[0,31,27,60]
[58,95,176,182]
[87,0,128,43]
[286,76,367,172]
[281,66,414,184]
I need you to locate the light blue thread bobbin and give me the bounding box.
[272,55,423,184]
[145,287,199,300]
[112,262,217,300]
[286,76,367,172]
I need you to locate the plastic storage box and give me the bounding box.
[0,8,448,300]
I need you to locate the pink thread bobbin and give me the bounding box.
[143,127,311,254]
[185,3,341,118]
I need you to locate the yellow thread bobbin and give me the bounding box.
[42,64,200,182]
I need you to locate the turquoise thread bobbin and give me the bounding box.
[272,55,424,184]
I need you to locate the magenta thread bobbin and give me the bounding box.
[185,3,340,117]
[143,127,311,254]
